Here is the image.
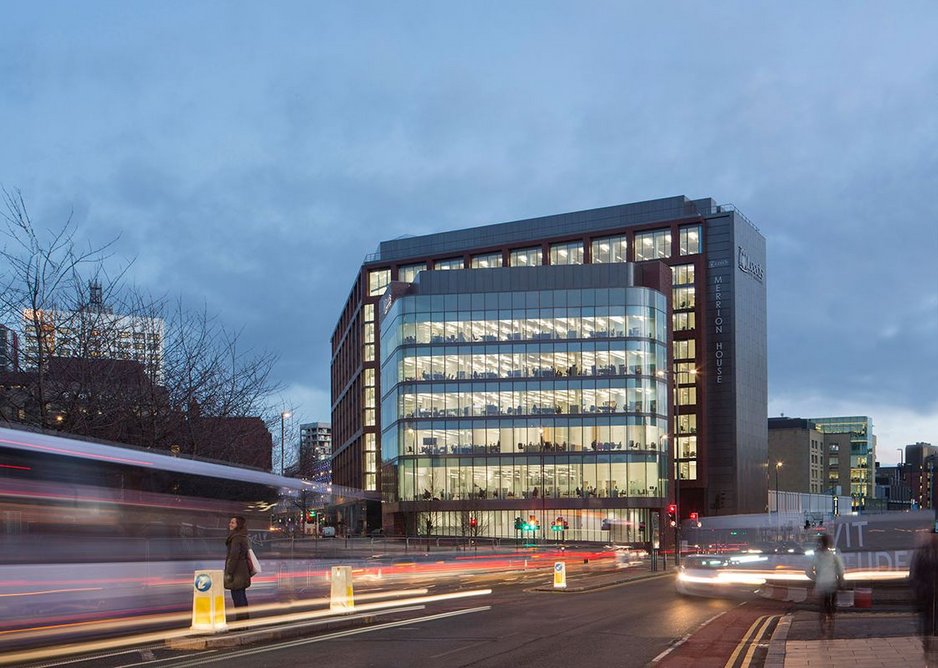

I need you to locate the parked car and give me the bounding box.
[320,526,336,538]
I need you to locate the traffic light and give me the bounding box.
[689,511,700,527]
[667,504,677,527]
[528,514,540,531]
[552,516,565,532]
[469,517,478,529]
[306,510,317,523]
[514,516,523,530]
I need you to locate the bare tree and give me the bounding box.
[0,189,283,467]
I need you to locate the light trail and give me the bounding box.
[0,588,491,666]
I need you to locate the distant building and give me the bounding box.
[767,418,828,495]
[768,417,856,505]
[811,416,876,510]
[297,422,332,483]
[20,283,164,381]
[0,325,17,372]
[874,463,912,509]
[905,442,938,510]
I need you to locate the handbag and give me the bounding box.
[248,548,262,576]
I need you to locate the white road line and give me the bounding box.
[650,603,743,664]
[162,606,492,668]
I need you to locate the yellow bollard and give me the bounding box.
[330,565,354,611]
[553,561,567,589]
[190,570,228,632]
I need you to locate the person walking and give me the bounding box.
[224,515,253,621]
[910,531,938,664]
[809,533,844,638]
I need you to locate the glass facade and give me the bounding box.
[812,416,875,508]
[379,282,670,540]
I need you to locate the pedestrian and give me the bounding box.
[910,531,938,662]
[224,515,252,621]
[809,533,844,638]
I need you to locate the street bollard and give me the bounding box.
[553,562,567,589]
[190,570,227,633]
[330,565,354,611]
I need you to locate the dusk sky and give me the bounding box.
[2,3,935,465]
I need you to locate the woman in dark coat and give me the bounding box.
[224,516,252,620]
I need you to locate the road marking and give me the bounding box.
[738,615,775,668]
[161,606,492,667]
[650,607,735,664]
[724,614,778,668]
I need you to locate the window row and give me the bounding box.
[368,225,703,297]
[394,455,665,502]
[382,418,668,458]
[383,310,667,353]
[407,509,652,542]
[389,344,666,386]
[389,384,667,423]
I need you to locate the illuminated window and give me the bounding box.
[471,253,503,268]
[590,235,627,263]
[673,286,695,310]
[672,264,695,285]
[634,229,671,260]
[673,340,695,359]
[549,241,583,265]
[369,269,391,296]
[679,224,702,255]
[509,247,542,267]
[399,263,426,283]
[678,414,697,434]
[672,312,696,332]
[434,257,464,270]
[364,303,375,322]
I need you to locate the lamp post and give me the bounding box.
[775,461,783,531]
[280,411,291,476]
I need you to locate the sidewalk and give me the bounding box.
[766,609,925,667]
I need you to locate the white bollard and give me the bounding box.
[330,565,354,611]
[190,570,228,633]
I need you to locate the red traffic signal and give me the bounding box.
[666,504,677,527]
[469,517,478,528]
[689,512,698,521]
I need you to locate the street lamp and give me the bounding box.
[280,411,292,476]
[775,461,783,518]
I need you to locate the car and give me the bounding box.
[675,554,768,598]
[368,528,385,538]
[320,526,336,538]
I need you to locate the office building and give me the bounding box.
[767,418,828,495]
[297,422,333,483]
[906,442,938,510]
[20,284,164,381]
[811,416,876,509]
[332,195,767,536]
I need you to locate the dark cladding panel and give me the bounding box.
[703,213,736,514]
[732,213,768,513]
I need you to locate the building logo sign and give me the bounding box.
[713,274,726,384]
[737,246,765,283]
[380,292,394,318]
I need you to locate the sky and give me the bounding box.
[1,2,936,466]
